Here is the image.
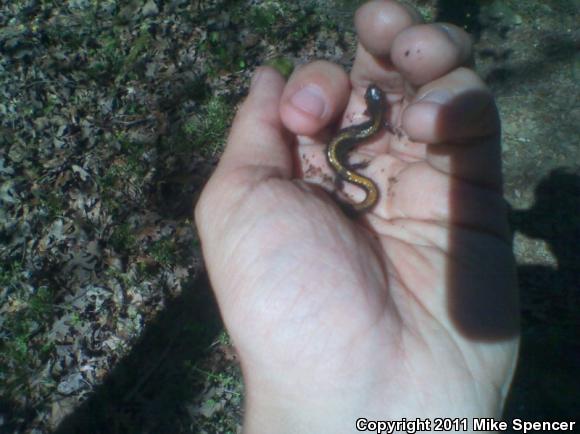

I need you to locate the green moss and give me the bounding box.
[40,191,67,219]
[183,96,233,156]
[0,274,56,397]
[266,57,294,78]
[149,238,177,268]
[98,134,150,218]
[123,25,153,74]
[0,261,22,289]
[109,222,137,254]
[248,2,279,34]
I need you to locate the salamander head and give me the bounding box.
[364,84,386,112]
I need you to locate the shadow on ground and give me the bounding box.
[5,171,576,433]
[483,33,578,90]
[52,272,222,434]
[505,168,580,423]
[51,167,579,433]
[435,0,483,37]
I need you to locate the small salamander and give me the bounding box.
[326,84,387,212]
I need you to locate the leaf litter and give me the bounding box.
[0,0,354,432]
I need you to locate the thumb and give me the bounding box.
[219,66,293,178]
[195,67,291,236]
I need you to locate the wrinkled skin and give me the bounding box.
[195,1,519,432]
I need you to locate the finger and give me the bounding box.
[219,66,292,178]
[351,0,421,95]
[279,60,350,136]
[401,67,502,190]
[355,0,423,58]
[391,23,473,87]
[403,67,498,143]
[352,3,473,94]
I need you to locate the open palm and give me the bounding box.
[195,1,519,430]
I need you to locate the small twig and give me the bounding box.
[111,116,156,128]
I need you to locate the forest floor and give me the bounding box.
[0,1,578,433]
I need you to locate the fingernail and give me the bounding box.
[437,23,462,46]
[417,89,453,105]
[290,84,327,118]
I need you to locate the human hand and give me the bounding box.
[195,1,520,432]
